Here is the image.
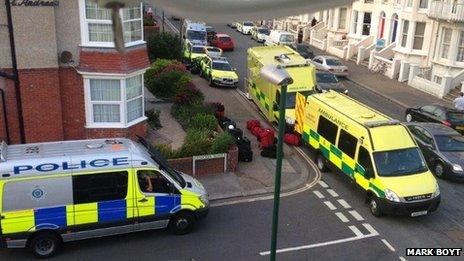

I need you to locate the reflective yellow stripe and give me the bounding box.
[180,189,203,210]
[1,210,35,234]
[66,205,75,226]
[74,203,98,225]
[137,197,155,217]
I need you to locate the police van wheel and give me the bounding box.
[405,113,412,122]
[29,232,61,258]
[369,196,383,217]
[169,211,195,235]
[316,153,329,172]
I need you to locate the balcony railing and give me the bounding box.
[428,1,464,22]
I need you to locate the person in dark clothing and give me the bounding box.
[311,17,318,27]
[298,28,303,43]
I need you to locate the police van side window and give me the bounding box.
[137,170,173,194]
[338,130,357,158]
[72,171,128,204]
[317,116,338,144]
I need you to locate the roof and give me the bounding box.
[405,122,459,135]
[0,138,157,179]
[216,33,230,37]
[248,45,308,67]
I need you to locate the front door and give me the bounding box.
[135,169,180,230]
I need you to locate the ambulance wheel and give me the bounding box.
[169,211,195,235]
[316,153,329,172]
[29,231,61,258]
[405,113,412,122]
[368,196,383,217]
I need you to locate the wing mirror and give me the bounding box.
[273,102,279,111]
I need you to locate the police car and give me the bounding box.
[197,56,239,87]
[0,138,209,258]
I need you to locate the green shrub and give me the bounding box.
[210,132,235,154]
[171,102,215,126]
[153,144,177,159]
[146,109,162,129]
[147,32,182,61]
[189,113,217,131]
[143,14,155,26]
[177,129,212,157]
[146,71,191,98]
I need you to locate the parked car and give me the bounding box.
[197,56,239,87]
[405,122,464,180]
[263,30,295,46]
[235,22,243,32]
[240,21,255,34]
[204,46,222,58]
[227,22,235,28]
[311,55,348,76]
[210,33,235,51]
[251,27,270,43]
[289,43,314,59]
[315,72,348,94]
[405,104,464,134]
[205,25,217,44]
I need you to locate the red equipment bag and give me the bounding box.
[284,133,301,146]
[246,119,261,130]
[251,126,263,137]
[259,128,275,148]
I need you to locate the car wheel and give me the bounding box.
[405,113,413,122]
[369,196,383,217]
[29,232,61,258]
[434,162,445,179]
[169,211,195,235]
[316,153,328,172]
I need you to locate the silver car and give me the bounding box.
[312,55,348,77]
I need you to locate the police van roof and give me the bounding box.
[0,138,158,179]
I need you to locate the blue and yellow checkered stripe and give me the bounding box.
[301,125,385,198]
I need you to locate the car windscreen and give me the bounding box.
[258,29,270,35]
[373,148,428,177]
[192,47,206,53]
[280,34,295,43]
[316,73,338,83]
[447,112,464,124]
[187,30,207,41]
[219,36,231,42]
[326,59,343,66]
[212,62,232,71]
[243,22,254,26]
[435,135,464,151]
[285,91,312,109]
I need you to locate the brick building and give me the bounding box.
[0,0,150,144]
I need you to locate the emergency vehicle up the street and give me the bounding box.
[0,138,209,258]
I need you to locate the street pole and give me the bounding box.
[162,11,165,32]
[270,84,288,261]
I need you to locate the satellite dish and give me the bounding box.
[59,51,73,64]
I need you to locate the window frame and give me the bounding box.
[317,116,339,144]
[457,30,464,63]
[338,8,347,30]
[400,20,409,48]
[83,71,147,128]
[440,27,452,60]
[337,129,358,159]
[412,22,426,50]
[79,0,145,48]
[357,146,374,178]
[72,171,129,205]
[136,169,177,195]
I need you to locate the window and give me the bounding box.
[457,31,464,62]
[362,12,372,36]
[413,22,426,50]
[401,20,409,47]
[419,0,428,9]
[421,105,437,114]
[409,126,433,145]
[137,170,173,194]
[352,11,359,34]
[73,171,128,204]
[338,130,357,158]
[406,0,413,7]
[434,75,442,84]
[339,8,347,30]
[3,177,73,212]
[441,28,452,59]
[86,74,145,127]
[317,116,338,144]
[373,148,427,177]
[82,0,142,47]
[357,146,374,177]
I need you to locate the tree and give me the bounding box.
[147,32,182,61]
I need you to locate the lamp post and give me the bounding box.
[260,65,294,261]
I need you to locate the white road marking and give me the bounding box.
[399,257,407,261]
[313,190,325,199]
[349,225,364,237]
[348,210,364,221]
[318,180,329,188]
[362,223,378,235]
[381,239,396,252]
[337,199,351,209]
[335,212,349,223]
[327,189,339,197]
[324,201,337,210]
[259,232,379,256]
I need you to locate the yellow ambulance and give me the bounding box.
[295,91,440,217]
[0,138,209,258]
[247,45,316,125]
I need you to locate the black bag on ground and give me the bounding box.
[228,127,243,140]
[237,137,253,162]
[261,144,277,159]
[219,117,236,130]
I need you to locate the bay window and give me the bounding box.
[457,31,464,62]
[85,74,145,128]
[339,8,347,30]
[401,20,409,48]
[81,0,143,47]
[440,28,452,59]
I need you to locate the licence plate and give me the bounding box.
[456,126,464,130]
[411,210,428,217]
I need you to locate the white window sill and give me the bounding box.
[393,47,427,56]
[80,40,146,49]
[86,116,147,129]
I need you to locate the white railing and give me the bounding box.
[309,22,328,50]
[326,37,348,58]
[368,42,396,68]
[408,66,464,98]
[369,43,401,79]
[357,42,376,65]
[303,21,324,42]
[312,37,327,51]
[417,67,433,81]
[453,69,464,89]
[333,39,348,49]
[346,35,375,61]
[428,1,464,22]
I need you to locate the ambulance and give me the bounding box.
[0,138,209,258]
[294,91,440,217]
[247,45,316,124]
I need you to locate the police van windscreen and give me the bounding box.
[373,148,428,177]
[258,28,270,35]
[187,30,207,41]
[285,91,312,109]
[192,46,206,54]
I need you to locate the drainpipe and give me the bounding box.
[0,88,9,144]
[3,0,25,143]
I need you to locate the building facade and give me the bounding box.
[0,0,150,144]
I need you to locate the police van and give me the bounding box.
[296,91,440,217]
[0,138,209,258]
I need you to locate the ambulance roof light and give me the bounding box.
[364,119,400,128]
